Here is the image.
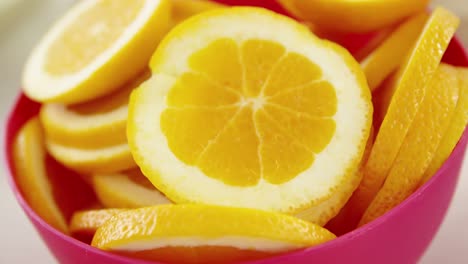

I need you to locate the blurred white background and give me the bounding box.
[0,0,467,263]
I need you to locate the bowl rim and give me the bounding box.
[3,36,468,264]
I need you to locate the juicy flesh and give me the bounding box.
[45,0,145,75]
[161,39,337,186]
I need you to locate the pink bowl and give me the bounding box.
[4,1,468,263]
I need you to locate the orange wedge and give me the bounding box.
[128,7,372,224]
[46,140,136,174]
[277,0,429,33]
[92,169,171,208]
[353,7,459,223]
[91,205,336,264]
[420,65,468,184]
[359,63,460,225]
[23,0,170,104]
[12,118,68,233]
[361,12,428,91]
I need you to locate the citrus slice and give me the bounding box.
[40,71,149,149]
[359,63,460,225]
[12,118,68,233]
[420,65,468,184]
[171,0,225,25]
[46,140,136,174]
[91,205,336,264]
[70,209,125,238]
[92,168,171,208]
[295,126,374,226]
[361,12,428,91]
[277,0,429,33]
[353,7,460,221]
[22,0,170,104]
[128,7,372,221]
[322,126,375,235]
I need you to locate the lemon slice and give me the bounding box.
[359,63,460,225]
[128,7,372,222]
[23,0,170,104]
[46,140,136,174]
[12,118,68,234]
[361,12,428,91]
[92,169,171,208]
[40,72,149,148]
[70,209,125,237]
[277,0,429,33]
[353,7,459,223]
[420,65,468,184]
[298,126,375,227]
[92,205,336,263]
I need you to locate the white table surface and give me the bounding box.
[0,0,467,263]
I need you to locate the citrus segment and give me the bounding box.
[360,64,460,225]
[92,169,171,208]
[241,39,286,96]
[161,106,239,165]
[361,12,429,91]
[128,7,372,219]
[40,72,148,148]
[356,7,460,221]
[196,107,261,186]
[277,0,430,33]
[12,118,68,234]
[262,52,322,96]
[91,205,336,263]
[46,140,136,174]
[420,65,468,184]
[166,72,240,107]
[188,38,243,93]
[23,0,171,103]
[254,109,314,185]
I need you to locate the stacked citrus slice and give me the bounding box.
[91,205,336,264]
[340,7,461,227]
[277,0,429,33]
[92,168,171,208]
[22,0,171,104]
[11,0,468,263]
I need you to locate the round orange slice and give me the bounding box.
[91,205,336,264]
[46,140,136,174]
[22,0,170,104]
[40,72,149,149]
[128,7,372,224]
[12,117,68,234]
[277,0,429,33]
[92,169,171,208]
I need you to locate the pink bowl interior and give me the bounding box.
[4,1,468,263]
